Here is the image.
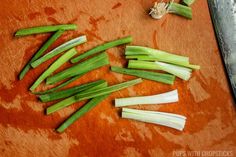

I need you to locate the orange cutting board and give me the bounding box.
[0,0,235,157]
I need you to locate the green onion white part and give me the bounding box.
[122,108,186,131]
[115,89,178,107]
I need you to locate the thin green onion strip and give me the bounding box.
[56,94,109,133]
[168,2,192,19]
[19,30,65,80]
[183,0,195,6]
[30,48,77,91]
[46,52,109,85]
[71,36,132,63]
[46,82,108,115]
[111,66,175,85]
[15,24,77,36]
[31,35,87,68]
[128,60,192,80]
[115,89,178,107]
[39,80,106,102]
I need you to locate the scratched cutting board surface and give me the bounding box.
[0,0,235,157]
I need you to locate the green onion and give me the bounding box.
[183,0,195,6]
[32,74,84,95]
[31,35,87,68]
[126,55,200,70]
[19,30,65,80]
[128,60,192,80]
[75,78,142,101]
[125,46,189,65]
[70,36,132,63]
[30,48,77,91]
[168,2,192,19]
[15,24,77,36]
[46,81,108,115]
[46,52,109,85]
[122,108,186,131]
[115,90,178,107]
[39,80,106,102]
[111,66,175,85]
[56,94,109,133]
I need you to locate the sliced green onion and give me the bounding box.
[168,2,192,19]
[19,30,65,80]
[183,0,195,6]
[30,48,77,91]
[46,52,109,85]
[111,66,175,85]
[128,60,192,80]
[122,108,186,131]
[31,35,87,68]
[125,46,189,65]
[15,24,77,36]
[115,90,178,107]
[39,80,106,102]
[46,81,108,115]
[126,55,200,70]
[56,94,109,133]
[75,78,142,101]
[32,74,84,95]
[71,36,132,63]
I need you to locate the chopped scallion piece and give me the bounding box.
[30,48,77,91]
[70,36,132,63]
[46,52,109,85]
[19,30,65,80]
[31,35,87,68]
[183,0,195,6]
[15,24,77,36]
[115,90,178,107]
[111,66,175,85]
[168,2,192,19]
[56,94,109,133]
[39,80,106,102]
[128,60,192,80]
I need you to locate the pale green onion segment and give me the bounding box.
[183,0,195,6]
[30,48,77,91]
[115,89,178,107]
[168,2,192,19]
[122,108,186,131]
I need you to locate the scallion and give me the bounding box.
[183,0,195,6]
[15,24,77,36]
[70,36,132,63]
[31,35,87,68]
[168,2,192,19]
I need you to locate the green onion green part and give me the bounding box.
[15,24,77,36]
[70,36,132,63]
[128,60,192,80]
[56,94,109,133]
[39,80,106,102]
[31,35,87,68]
[19,30,65,80]
[168,2,192,19]
[183,0,195,6]
[111,66,175,85]
[115,90,178,107]
[46,81,108,115]
[46,52,109,85]
[30,48,77,91]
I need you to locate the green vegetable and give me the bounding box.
[15,24,77,36]
[75,78,142,101]
[183,0,195,6]
[168,2,192,19]
[46,81,108,115]
[111,66,175,85]
[31,35,87,68]
[71,36,132,63]
[56,94,109,133]
[30,48,77,91]
[128,60,192,80]
[32,74,84,95]
[46,52,109,85]
[125,46,189,65]
[19,30,65,80]
[39,80,106,102]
